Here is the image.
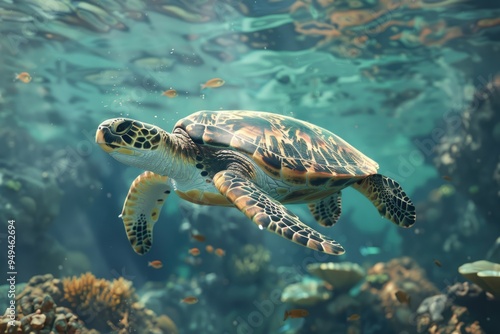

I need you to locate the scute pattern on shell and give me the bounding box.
[175,110,379,179]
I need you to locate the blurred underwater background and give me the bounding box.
[1,0,500,333]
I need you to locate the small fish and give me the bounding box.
[347,314,360,321]
[191,233,206,242]
[162,89,178,98]
[395,290,411,305]
[15,72,32,83]
[284,309,309,321]
[442,175,453,182]
[181,296,198,304]
[360,246,381,256]
[148,260,163,269]
[434,259,442,267]
[215,248,225,257]
[205,245,214,253]
[189,248,200,256]
[201,78,225,89]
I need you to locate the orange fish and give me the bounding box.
[148,260,163,269]
[181,296,198,304]
[191,233,206,242]
[15,72,32,83]
[215,248,225,257]
[205,245,214,253]
[201,78,225,89]
[162,89,177,98]
[284,309,309,321]
[189,248,200,256]
[442,175,453,182]
[347,314,360,321]
[395,290,411,305]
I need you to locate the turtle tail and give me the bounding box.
[352,174,416,227]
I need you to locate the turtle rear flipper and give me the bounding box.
[308,191,342,227]
[121,171,171,255]
[213,170,345,255]
[352,174,416,227]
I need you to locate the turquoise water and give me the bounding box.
[1,1,500,333]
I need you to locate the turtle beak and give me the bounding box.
[95,127,115,153]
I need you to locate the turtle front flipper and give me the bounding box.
[308,191,342,227]
[213,170,345,255]
[352,174,416,227]
[121,171,171,255]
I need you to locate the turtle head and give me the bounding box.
[96,118,168,172]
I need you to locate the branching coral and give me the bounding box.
[62,272,178,333]
[62,272,135,330]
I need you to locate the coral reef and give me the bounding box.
[0,273,177,334]
[0,274,93,333]
[137,255,500,334]
[285,258,500,334]
[307,262,365,292]
[17,274,65,303]
[359,257,439,333]
[417,305,485,334]
[23,296,96,334]
[414,281,500,333]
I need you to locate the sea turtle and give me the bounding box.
[95,110,416,255]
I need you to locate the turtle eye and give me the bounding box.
[114,120,132,135]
